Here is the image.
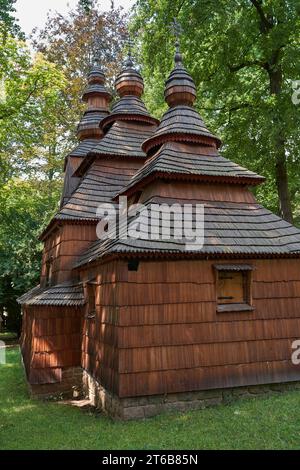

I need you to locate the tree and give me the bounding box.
[0,178,61,334]
[0,0,23,41]
[31,0,127,170]
[0,35,67,183]
[32,0,127,90]
[132,0,300,223]
[0,2,128,333]
[0,31,66,333]
[78,0,94,14]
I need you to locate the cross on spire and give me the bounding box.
[124,35,133,67]
[91,32,103,67]
[170,18,183,67]
[171,17,183,48]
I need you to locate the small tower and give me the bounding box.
[61,60,112,207]
[77,60,112,140]
[100,51,158,130]
[142,33,220,155]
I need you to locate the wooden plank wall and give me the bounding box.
[141,181,257,205]
[111,259,300,397]
[81,261,119,394]
[21,305,82,385]
[61,156,83,207]
[20,306,33,379]
[41,224,97,286]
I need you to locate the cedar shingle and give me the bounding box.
[91,121,156,158]
[68,139,100,157]
[119,142,264,197]
[75,196,300,267]
[142,106,221,151]
[17,283,85,306]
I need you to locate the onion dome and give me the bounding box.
[77,62,112,140]
[115,53,144,97]
[164,40,196,107]
[142,41,221,154]
[101,53,159,130]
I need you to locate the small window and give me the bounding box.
[86,283,96,318]
[128,259,139,271]
[214,265,254,313]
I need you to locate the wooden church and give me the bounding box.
[19,40,300,419]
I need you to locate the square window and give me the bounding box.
[214,265,254,313]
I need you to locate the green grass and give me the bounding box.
[1,347,300,450]
[0,331,18,341]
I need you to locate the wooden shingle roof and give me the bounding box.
[142,106,221,153]
[56,159,142,221]
[82,83,111,101]
[17,283,85,306]
[77,109,109,133]
[68,139,100,158]
[75,196,300,267]
[87,121,156,159]
[101,96,159,129]
[118,142,265,198]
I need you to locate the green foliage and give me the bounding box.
[0,37,68,183]
[0,179,61,332]
[78,0,94,14]
[132,0,300,220]
[0,33,66,330]
[0,0,23,40]
[2,347,300,449]
[0,2,127,331]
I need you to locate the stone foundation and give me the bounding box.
[29,367,83,400]
[82,370,300,420]
[27,367,300,418]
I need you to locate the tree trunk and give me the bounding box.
[268,67,293,223]
[275,144,293,223]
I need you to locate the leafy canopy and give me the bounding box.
[132,0,300,222]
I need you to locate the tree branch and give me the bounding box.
[0,80,39,120]
[228,60,267,72]
[250,0,274,33]
[199,103,253,112]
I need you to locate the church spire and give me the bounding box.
[100,43,159,130]
[164,18,196,107]
[142,21,220,154]
[115,47,144,98]
[77,57,112,140]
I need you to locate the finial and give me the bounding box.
[93,54,101,67]
[115,35,144,98]
[87,38,106,86]
[124,37,134,68]
[171,18,183,67]
[164,18,196,107]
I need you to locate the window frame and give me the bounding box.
[214,264,254,313]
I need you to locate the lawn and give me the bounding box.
[1,347,300,450]
[0,331,18,341]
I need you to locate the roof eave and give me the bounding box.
[100,113,159,131]
[142,132,222,154]
[75,248,300,270]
